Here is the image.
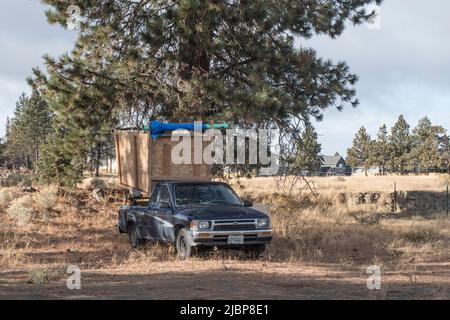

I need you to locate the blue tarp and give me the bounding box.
[150,121,206,140]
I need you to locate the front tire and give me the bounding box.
[128,223,143,248]
[176,228,192,260]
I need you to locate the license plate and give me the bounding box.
[227,235,244,245]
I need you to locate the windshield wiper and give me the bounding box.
[204,201,241,206]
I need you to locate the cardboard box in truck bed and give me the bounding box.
[114,129,211,195]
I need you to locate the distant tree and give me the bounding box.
[371,124,390,175]
[347,126,373,176]
[389,115,411,174]
[411,117,445,174]
[5,117,11,140]
[293,125,322,173]
[0,138,6,168]
[439,134,450,174]
[4,91,53,170]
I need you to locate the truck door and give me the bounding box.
[153,185,176,241]
[137,185,160,240]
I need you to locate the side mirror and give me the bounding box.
[243,200,253,207]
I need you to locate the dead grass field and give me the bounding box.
[0,175,449,299]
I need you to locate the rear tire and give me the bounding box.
[176,228,192,260]
[128,223,143,248]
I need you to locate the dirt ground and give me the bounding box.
[1,177,449,299]
[1,221,448,300]
[1,257,449,300]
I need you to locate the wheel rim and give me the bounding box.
[179,236,186,255]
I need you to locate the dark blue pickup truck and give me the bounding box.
[118,181,272,259]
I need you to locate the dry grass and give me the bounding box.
[0,175,449,299]
[228,176,449,265]
[231,175,445,196]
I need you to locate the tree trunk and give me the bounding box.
[95,144,101,177]
[90,149,94,177]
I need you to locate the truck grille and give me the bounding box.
[213,224,256,231]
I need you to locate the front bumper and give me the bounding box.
[189,229,273,246]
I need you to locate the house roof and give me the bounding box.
[320,155,345,166]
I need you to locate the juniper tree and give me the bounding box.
[30,0,382,184]
[347,126,373,176]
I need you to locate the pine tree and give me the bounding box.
[371,124,390,175]
[37,0,382,124]
[0,138,5,168]
[439,134,450,174]
[37,129,83,186]
[294,125,322,173]
[4,91,53,170]
[5,117,11,140]
[411,117,445,174]
[389,115,411,174]
[29,0,382,184]
[347,126,373,176]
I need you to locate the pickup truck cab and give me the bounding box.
[118,181,272,259]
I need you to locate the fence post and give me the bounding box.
[393,182,397,212]
[446,181,449,216]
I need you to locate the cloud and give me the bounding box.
[300,0,450,156]
[0,0,77,137]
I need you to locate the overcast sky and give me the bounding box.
[1,1,450,157]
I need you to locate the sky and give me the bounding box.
[1,1,450,157]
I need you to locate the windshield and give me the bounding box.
[174,183,242,207]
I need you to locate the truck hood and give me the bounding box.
[177,205,267,220]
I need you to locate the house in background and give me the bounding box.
[319,153,352,176]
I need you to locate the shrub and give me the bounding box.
[0,189,13,208]
[7,195,33,226]
[26,269,51,284]
[33,186,58,212]
[26,267,67,284]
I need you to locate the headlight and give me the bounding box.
[257,218,269,228]
[198,221,211,229]
[191,220,211,230]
